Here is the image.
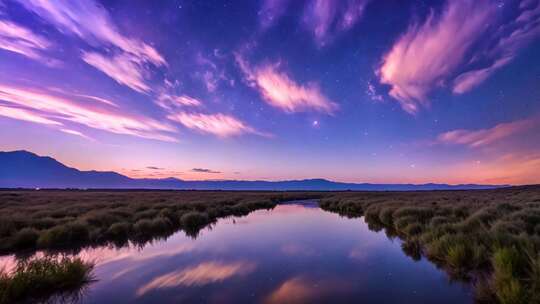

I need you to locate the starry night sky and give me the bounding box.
[1,0,539,184]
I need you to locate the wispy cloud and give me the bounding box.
[156,94,202,111]
[264,276,350,304]
[236,56,338,114]
[136,261,256,296]
[259,0,371,46]
[259,0,291,29]
[191,168,221,174]
[15,0,165,65]
[378,0,540,113]
[437,118,536,148]
[0,84,178,142]
[302,0,371,46]
[0,103,61,125]
[168,111,265,138]
[60,128,93,140]
[82,52,151,93]
[146,166,164,170]
[0,19,54,64]
[15,0,166,92]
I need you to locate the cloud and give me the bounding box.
[15,0,166,92]
[156,94,202,111]
[264,276,350,304]
[15,0,165,66]
[302,0,371,46]
[73,93,119,107]
[191,168,221,174]
[0,19,55,64]
[146,166,164,170]
[60,128,93,140]
[194,52,233,93]
[0,103,61,125]
[82,52,150,93]
[259,0,371,45]
[378,0,540,113]
[236,56,338,114]
[437,118,536,148]
[167,111,265,138]
[259,0,291,29]
[0,84,178,142]
[136,261,256,296]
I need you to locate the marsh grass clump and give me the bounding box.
[12,228,39,250]
[492,247,528,304]
[0,256,94,304]
[181,211,210,231]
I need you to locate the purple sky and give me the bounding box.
[1,0,540,184]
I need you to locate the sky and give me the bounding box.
[0,0,539,185]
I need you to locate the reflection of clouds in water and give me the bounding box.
[264,275,350,304]
[85,242,196,266]
[0,241,195,276]
[136,260,256,296]
[348,235,388,262]
[348,248,370,261]
[281,243,316,257]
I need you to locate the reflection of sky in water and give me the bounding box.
[0,203,473,303]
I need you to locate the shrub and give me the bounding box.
[106,222,131,240]
[180,212,209,230]
[403,223,423,236]
[37,222,89,248]
[492,247,528,304]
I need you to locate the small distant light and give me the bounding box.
[312,120,319,127]
[410,164,416,168]
[35,188,40,191]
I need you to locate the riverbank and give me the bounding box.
[0,191,323,254]
[320,186,540,303]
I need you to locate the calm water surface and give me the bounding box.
[3,201,473,303]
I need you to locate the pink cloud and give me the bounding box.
[303,0,370,46]
[156,94,202,110]
[0,104,61,125]
[378,0,494,113]
[60,128,93,140]
[15,0,165,66]
[167,111,265,138]
[259,0,370,45]
[137,261,256,296]
[73,94,119,108]
[378,0,540,113]
[15,0,166,92]
[437,118,536,148]
[0,84,178,142]
[82,52,150,93]
[0,19,55,64]
[237,56,338,114]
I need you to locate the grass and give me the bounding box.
[320,185,540,303]
[2,187,540,303]
[0,256,94,304]
[0,190,322,253]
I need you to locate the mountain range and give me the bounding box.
[0,150,505,191]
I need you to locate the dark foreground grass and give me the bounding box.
[0,190,322,254]
[321,185,540,304]
[0,256,94,304]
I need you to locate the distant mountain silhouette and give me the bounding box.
[0,150,504,191]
